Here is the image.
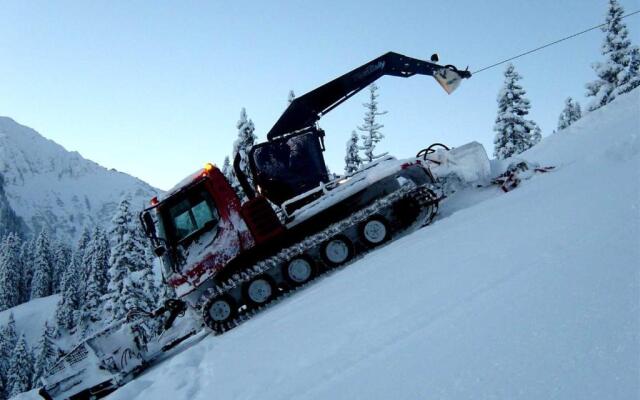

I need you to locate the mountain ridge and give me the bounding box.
[0,116,160,241]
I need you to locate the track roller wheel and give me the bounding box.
[203,294,237,333]
[359,216,390,246]
[283,256,316,285]
[243,275,276,306]
[321,235,353,267]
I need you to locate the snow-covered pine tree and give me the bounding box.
[357,83,388,163]
[0,233,22,311]
[586,0,636,111]
[557,97,583,131]
[138,268,160,310]
[104,198,157,322]
[7,335,33,398]
[616,46,640,96]
[51,242,71,294]
[232,108,257,198]
[79,227,110,336]
[103,200,131,322]
[54,258,81,335]
[19,238,34,303]
[73,227,91,303]
[30,228,54,299]
[75,228,91,268]
[221,156,233,182]
[531,125,542,147]
[493,63,541,159]
[0,313,18,358]
[88,227,110,296]
[344,131,362,174]
[0,313,18,400]
[32,322,58,387]
[79,274,101,337]
[287,90,296,104]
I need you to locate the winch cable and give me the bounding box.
[472,10,640,75]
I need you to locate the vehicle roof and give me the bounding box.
[158,168,205,203]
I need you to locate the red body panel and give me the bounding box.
[240,197,286,245]
[164,167,283,299]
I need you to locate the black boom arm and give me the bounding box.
[266,51,471,141]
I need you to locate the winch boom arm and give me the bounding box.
[266,51,471,141]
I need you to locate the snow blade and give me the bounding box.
[433,67,464,94]
[426,142,491,184]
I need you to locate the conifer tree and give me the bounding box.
[6,335,33,398]
[221,156,233,183]
[493,64,541,159]
[54,258,81,334]
[32,322,58,387]
[557,97,583,131]
[586,0,637,110]
[79,275,101,337]
[0,233,22,311]
[19,239,34,303]
[51,242,71,294]
[232,108,257,197]
[344,131,362,174]
[358,83,387,163]
[531,125,542,147]
[616,46,640,95]
[73,227,91,303]
[30,229,54,299]
[287,90,296,104]
[75,228,91,268]
[0,313,18,400]
[134,214,161,308]
[0,313,17,357]
[79,227,110,336]
[86,227,110,296]
[104,198,156,322]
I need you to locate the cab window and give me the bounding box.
[167,188,219,242]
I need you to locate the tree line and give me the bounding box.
[347,0,639,167]
[494,0,638,159]
[0,197,165,399]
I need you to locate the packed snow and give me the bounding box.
[87,90,638,399]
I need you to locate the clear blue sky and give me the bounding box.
[1,0,638,190]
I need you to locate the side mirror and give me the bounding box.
[142,211,156,237]
[430,53,439,63]
[154,246,166,257]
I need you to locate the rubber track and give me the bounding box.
[199,183,439,335]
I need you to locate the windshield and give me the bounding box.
[166,187,220,243]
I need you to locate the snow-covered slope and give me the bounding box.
[0,117,159,241]
[103,90,638,400]
[0,295,59,347]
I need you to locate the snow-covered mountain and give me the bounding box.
[0,117,159,242]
